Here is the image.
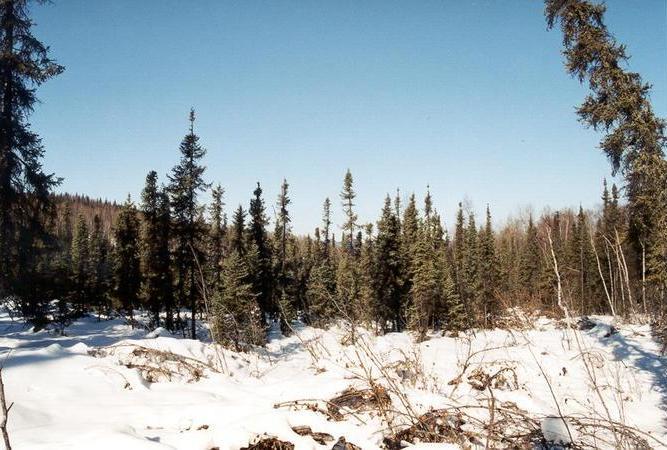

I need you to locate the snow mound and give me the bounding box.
[541,417,575,445]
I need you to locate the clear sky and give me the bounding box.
[31,0,666,235]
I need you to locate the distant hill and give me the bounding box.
[52,193,122,235]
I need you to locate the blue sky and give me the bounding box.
[32,0,666,235]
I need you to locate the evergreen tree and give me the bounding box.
[306,258,336,326]
[442,266,465,333]
[59,202,73,270]
[519,214,541,299]
[358,223,376,326]
[547,0,667,304]
[230,205,246,256]
[0,0,64,319]
[273,179,294,332]
[207,184,226,291]
[479,205,498,325]
[168,110,210,338]
[249,182,273,319]
[408,225,440,341]
[374,195,403,331]
[306,198,336,325]
[453,203,467,303]
[141,171,173,328]
[463,212,482,323]
[321,197,332,259]
[212,250,263,351]
[340,170,358,255]
[400,194,419,322]
[89,214,111,315]
[568,206,597,314]
[335,249,361,342]
[70,214,89,315]
[113,197,141,320]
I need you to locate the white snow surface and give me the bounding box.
[0,312,665,449]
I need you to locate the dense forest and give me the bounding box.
[0,0,665,350]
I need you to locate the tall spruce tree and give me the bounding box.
[70,214,89,315]
[89,214,111,315]
[0,0,64,319]
[519,214,541,299]
[358,223,376,326]
[408,223,440,341]
[306,198,336,325]
[113,197,141,320]
[400,194,419,320]
[453,203,467,304]
[546,0,667,305]
[464,212,482,323]
[479,206,498,325]
[249,182,273,320]
[340,170,358,255]
[207,184,226,292]
[230,205,246,256]
[568,206,596,314]
[374,195,403,331]
[168,109,210,338]
[321,197,332,259]
[141,171,173,328]
[273,179,294,332]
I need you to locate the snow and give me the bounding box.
[0,312,665,449]
[541,417,574,445]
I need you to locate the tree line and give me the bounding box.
[41,155,663,347]
[0,0,665,346]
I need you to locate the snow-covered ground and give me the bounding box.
[1,312,665,449]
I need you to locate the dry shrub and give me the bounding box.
[241,436,294,450]
[383,410,477,449]
[90,344,215,383]
[467,366,519,392]
[327,386,391,421]
[331,437,361,450]
[291,426,333,445]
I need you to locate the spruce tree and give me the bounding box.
[248,182,273,320]
[273,179,295,332]
[230,205,246,256]
[70,214,89,315]
[212,250,263,351]
[321,197,332,259]
[0,0,64,318]
[113,197,141,320]
[141,171,173,328]
[89,214,111,316]
[408,225,440,341]
[568,206,597,314]
[374,196,403,331]
[464,212,482,324]
[453,203,467,303]
[168,110,210,338]
[306,260,336,326]
[358,223,376,327]
[207,184,226,292]
[306,198,336,325]
[546,0,667,304]
[400,194,419,320]
[479,206,498,325]
[340,170,358,255]
[442,266,465,333]
[335,249,361,342]
[519,214,541,299]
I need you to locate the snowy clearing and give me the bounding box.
[1,313,666,449]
